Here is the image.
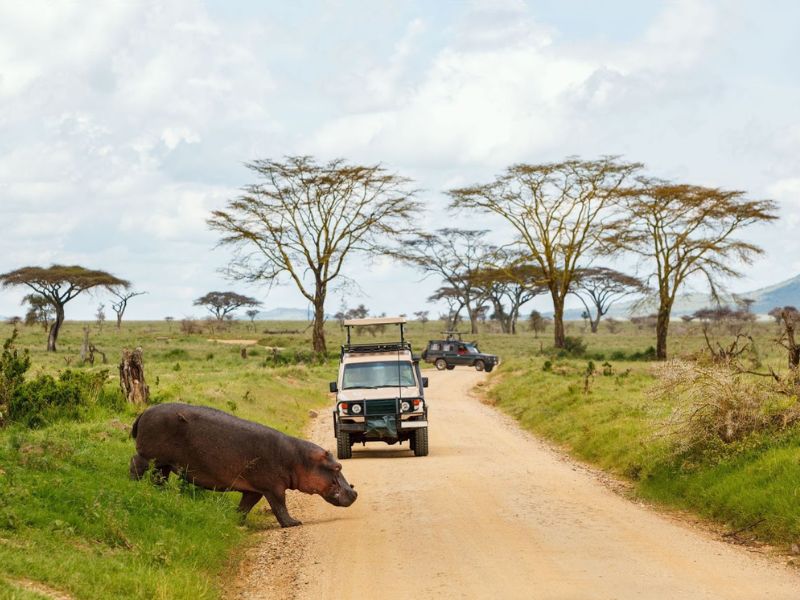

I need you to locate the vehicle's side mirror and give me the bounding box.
[329,381,338,393]
[422,377,429,388]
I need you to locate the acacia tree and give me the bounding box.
[22,294,55,331]
[620,181,777,360]
[449,157,641,348]
[209,156,419,353]
[110,289,147,329]
[570,267,646,333]
[470,260,548,334]
[194,291,261,322]
[395,229,494,334]
[0,265,128,351]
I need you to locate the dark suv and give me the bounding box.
[421,336,499,372]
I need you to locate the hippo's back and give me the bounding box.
[133,403,290,487]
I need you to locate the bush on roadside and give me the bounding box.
[651,361,794,455]
[9,369,121,428]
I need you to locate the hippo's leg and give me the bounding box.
[263,490,301,528]
[237,492,262,517]
[129,454,149,480]
[153,464,172,485]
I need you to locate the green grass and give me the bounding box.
[0,319,337,599]
[487,319,800,547]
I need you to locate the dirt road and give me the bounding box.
[230,369,800,599]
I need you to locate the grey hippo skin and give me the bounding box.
[129,402,357,527]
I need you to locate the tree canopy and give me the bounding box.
[0,265,128,351]
[209,156,419,353]
[193,291,261,321]
[448,156,641,347]
[619,181,777,359]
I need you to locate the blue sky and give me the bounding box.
[1,0,799,320]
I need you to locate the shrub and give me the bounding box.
[557,336,587,357]
[651,361,782,454]
[0,330,31,425]
[9,369,116,428]
[162,348,190,360]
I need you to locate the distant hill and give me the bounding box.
[561,274,800,319]
[253,307,313,321]
[748,274,800,313]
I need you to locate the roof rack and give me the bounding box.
[344,316,406,346]
[440,330,463,341]
[341,341,413,358]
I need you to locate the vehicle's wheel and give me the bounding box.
[474,360,485,372]
[485,365,494,373]
[413,427,429,457]
[446,364,455,370]
[336,431,352,460]
[434,358,447,370]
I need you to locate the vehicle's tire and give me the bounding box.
[474,360,485,372]
[485,365,494,373]
[413,427,429,457]
[434,358,447,371]
[336,431,352,460]
[446,364,455,370]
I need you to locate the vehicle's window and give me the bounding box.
[430,343,440,351]
[342,361,416,389]
[443,344,452,352]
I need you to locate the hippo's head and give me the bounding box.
[303,449,358,507]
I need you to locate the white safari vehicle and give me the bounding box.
[329,317,429,459]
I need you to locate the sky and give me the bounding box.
[1,0,799,320]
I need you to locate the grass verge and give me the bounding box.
[487,356,800,547]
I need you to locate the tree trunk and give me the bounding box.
[312,294,327,354]
[47,303,65,352]
[116,311,123,329]
[119,347,149,405]
[552,293,566,348]
[655,305,671,360]
[467,306,479,334]
[590,316,600,333]
[80,326,90,363]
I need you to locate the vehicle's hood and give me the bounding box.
[338,386,420,401]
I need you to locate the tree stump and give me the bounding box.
[119,347,149,405]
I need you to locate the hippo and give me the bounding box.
[130,402,357,527]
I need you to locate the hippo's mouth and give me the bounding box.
[324,483,358,507]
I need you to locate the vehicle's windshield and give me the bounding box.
[342,361,416,389]
[465,344,480,354]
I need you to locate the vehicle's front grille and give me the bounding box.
[365,399,398,416]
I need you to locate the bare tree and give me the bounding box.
[413,310,430,329]
[209,156,419,353]
[449,157,641,348]
[110,289,147,329]
[0,265,128,351]
[245,308,260,331]
[194,291,261,322]
[164,316,175,331]
[620,181,777,360]
[394,229,494,334]
[571,267,646,333]
[428,286,465,331]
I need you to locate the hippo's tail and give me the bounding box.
[131,413,142,439]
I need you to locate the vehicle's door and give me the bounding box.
[454,343,471,365]
[442,342,458,365]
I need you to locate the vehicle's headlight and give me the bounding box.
[350,403,362,415]
[400,401,411,412]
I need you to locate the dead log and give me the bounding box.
[119,347,149,405]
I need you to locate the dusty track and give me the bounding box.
[230,369,800,599]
